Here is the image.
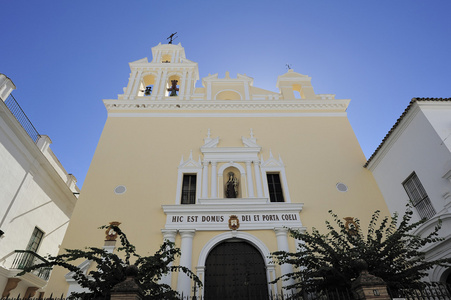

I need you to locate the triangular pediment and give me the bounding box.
[261,150,284,168]
[179,151,202,169]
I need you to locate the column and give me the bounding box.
[211,162,217,198]
[179,70,187,98]
[186,71,193,99]
[160,230,177,286]
[254,161,263,197]
[153,69,162,96]
[177,230,195,297]
[244,82,250,100]
[130,70,143,100]
[202,161,209,198]
[207,81,212,99]
[246,161,254,198]
[124,70,138,99]
[158,70,168,99]
[274,228,295,290]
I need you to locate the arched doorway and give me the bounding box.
[204,239,269,300]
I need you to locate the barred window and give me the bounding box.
[181,174,196,204]
[267,173,284,203]
[403,172,436,220]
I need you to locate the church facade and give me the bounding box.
[47,43,389,298]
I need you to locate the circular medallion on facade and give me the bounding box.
[228,215,240,230]
[114,185,127,194]
[336,182,348,192]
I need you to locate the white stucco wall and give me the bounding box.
[0,97,78,297]
[368,102,451,282]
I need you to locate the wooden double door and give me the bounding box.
[204,240,269,300]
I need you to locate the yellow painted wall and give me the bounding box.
[46,110,388,295]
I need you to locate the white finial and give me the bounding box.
[279,154,283,163]
[189,150,193,160]
[207,128,211,138]
[180,155,184,165]
[269,149,274,158]
[250,128,254,138]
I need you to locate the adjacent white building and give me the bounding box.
[365,98,451,284]
[0,74,79,298]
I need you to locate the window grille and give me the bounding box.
[267,173,284,202]
[181,174,196,204]
[403,172,436,219]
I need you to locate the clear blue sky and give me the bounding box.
[1,1,450,187]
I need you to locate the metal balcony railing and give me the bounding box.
[3,94,40,143]
[10,250,51,280]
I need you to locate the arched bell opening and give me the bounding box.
[203,239,269,300]
[166,74,180,97]
[292,83,304,99]
[223,167,241,198]
[161,54,172,63]
[138,74,156,96]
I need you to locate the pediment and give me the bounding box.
[179,151,202,169]
[261,150,284,167]
[65,259,92,279]
[202,136,219,148]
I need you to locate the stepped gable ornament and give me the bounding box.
[228,215,240,230]
[167,32,178,44]
[105,221,121,241]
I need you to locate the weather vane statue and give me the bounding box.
[167,32,178,44]
[286,63,292,70]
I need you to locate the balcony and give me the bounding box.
[10,250,51,280]
[3,94,40,143]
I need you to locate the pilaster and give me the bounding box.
[246,161,254,197]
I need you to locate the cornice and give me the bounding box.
[162,202,303,213]
[103,99,350,112]
[0,102,77,209]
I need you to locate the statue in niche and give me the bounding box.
[225,172,239,198]
[167,80,179,96]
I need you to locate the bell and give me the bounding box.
[144,86,152,96]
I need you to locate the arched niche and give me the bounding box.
[223,166,241,198]
[215,90,242,100]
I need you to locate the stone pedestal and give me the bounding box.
[110,265,143,300]
[351,260,390,300]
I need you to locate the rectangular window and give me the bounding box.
[19,227,44,268]
[403,172,436,219]
[181,174,196,204]
[267,173,284,202]
[26,227,44,252]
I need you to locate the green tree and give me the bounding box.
[19,225,201,300]
[272,209,451,294]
